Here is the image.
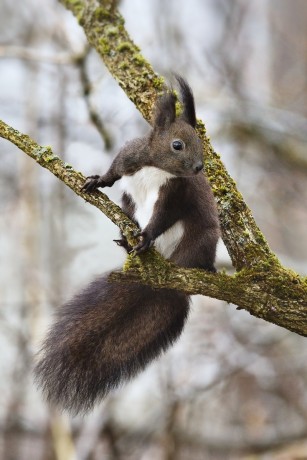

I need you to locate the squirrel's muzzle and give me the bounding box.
[193,161,204,173]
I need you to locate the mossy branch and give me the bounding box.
[0,0,306,337]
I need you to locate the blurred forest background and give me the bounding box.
[1,0,307,459]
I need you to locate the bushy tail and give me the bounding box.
[34,275,190,414]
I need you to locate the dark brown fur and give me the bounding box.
[36,280,189,414]
[34,77,219,414]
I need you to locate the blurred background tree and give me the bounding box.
[0,0,307,459]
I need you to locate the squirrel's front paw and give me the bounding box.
[82,175,106,193]
[113,238,133,254]
[133,232,153,254]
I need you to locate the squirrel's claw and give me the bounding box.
[114,231,151,254]
[82,175,104,193]
[113,239,124,246]
[133,232,153,254]
[113,238,133,253]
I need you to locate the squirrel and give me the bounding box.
[34,76,220,415]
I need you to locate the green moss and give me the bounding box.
[123,254,135,272]
[132,53,147,66]
[35,146,58,162]
[268,267,306,301]
[95,6,112,21]
[44,154,60,163]
[116,41,135,53]
[98,37,111,55]
[105,25,119,37]
[118,61,129,70]
[175,100,182,117]
[64,0,84,20]
[152,76,164,89]
[38,146,51,155]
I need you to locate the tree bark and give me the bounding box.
[0,0,306,337]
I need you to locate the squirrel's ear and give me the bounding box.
[176,75,197,128]
[153,93,176,130]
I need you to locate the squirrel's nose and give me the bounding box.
[194,161,204,173]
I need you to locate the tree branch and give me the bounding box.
[0,0,306,337]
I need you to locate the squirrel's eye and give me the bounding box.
[172,140,185,151]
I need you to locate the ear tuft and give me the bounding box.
[153,92,176,130]
[175,75,197,128]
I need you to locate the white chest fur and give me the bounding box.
[120,167,184,259]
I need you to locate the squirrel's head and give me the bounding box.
[149,76,204,177]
